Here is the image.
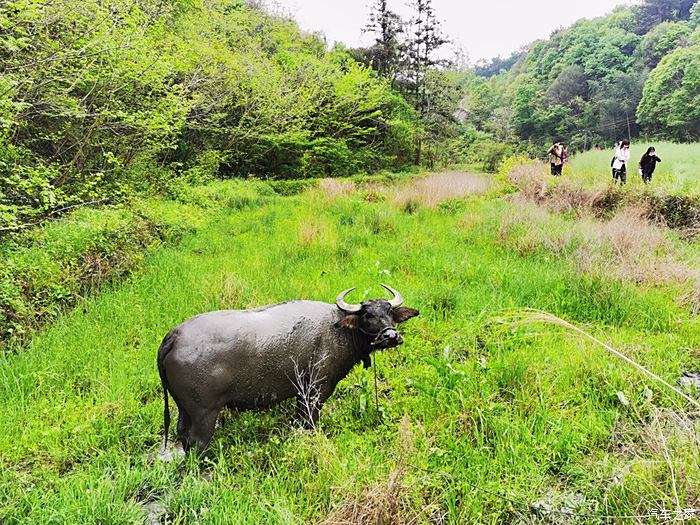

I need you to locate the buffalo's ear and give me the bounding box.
[335,315,359,330]
[392,307,419,323]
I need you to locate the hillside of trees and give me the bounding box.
[456,0,700,159]
[3,0,700,233]
[0,0,420,231]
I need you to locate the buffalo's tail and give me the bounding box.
[157,330,177,450]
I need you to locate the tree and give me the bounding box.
[511,77,545,140]
[637,44,700,140]
[362,0,404,83]
[400,0,451,164]
[402,0,450,112]
[0,0,421,230]
[545,65,590,105]
[634,0,696,33]
[474,51,526,78]
[692,1,700,28]
[591,71,647,141]
[636,21,692,68]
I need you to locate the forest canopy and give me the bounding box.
[455,0,700,157]
[0,0,418,230]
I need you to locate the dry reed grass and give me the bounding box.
[318,179,357,200]
[499,200,700,309]
[505,161,550,200]
[392,172,490,209]
[320,469,412,525]
[505,161,611,214]
[320,416,427,525]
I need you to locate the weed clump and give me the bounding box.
[320,416,423,525]
[498,200,700,310]
[392,172,490,209]
[318,179,356,200]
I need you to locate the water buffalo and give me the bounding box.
[157,285,419,452]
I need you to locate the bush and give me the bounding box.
[0,202,199,350]
[0,177,274,350]
[0,0,419,230]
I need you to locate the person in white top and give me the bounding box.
[611,140,630,185]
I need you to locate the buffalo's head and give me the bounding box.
[334,284,419,351]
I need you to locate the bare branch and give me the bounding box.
[290,355,328,430]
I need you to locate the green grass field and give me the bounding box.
[568,142,700,196]
[1,173,699,523]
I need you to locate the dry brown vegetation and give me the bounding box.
[320,469,414,525]
[498,198,700,311]
[319,416,439,525]
[318,179,357,200]
[504,161,616,216]
[392,172,490,209]
[504,161,700,238]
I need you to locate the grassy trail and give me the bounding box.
[1,173,699,523]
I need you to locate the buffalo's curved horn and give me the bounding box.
[381,284,404,308]
[336,288,362,313]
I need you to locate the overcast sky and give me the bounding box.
[274,0,636,62]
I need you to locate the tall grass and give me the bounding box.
[0,175,698,523]
[498,199,700,309]
[392,172,490,209]
[503,150,700,239]
[569,142,700,196]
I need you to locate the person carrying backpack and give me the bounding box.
[611,140,630,184]
[547,142,564,176]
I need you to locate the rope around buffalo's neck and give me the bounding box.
[373,353,380,419]
[349,327,381,420]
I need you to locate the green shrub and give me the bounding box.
[0,201,199,350]
[267,179,318,196]
[0,0,419,230]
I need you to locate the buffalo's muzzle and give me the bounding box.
[373,328,403,348]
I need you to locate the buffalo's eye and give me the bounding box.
[365,313,375,319]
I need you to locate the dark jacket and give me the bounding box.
[639,154,661,175]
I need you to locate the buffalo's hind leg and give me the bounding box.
[176,407,192,452]
[187,408,220,453]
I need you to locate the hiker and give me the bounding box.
[547,142,564,176]
[594,144,602,151]
[611,140,630,185]
[639,147,661,184]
